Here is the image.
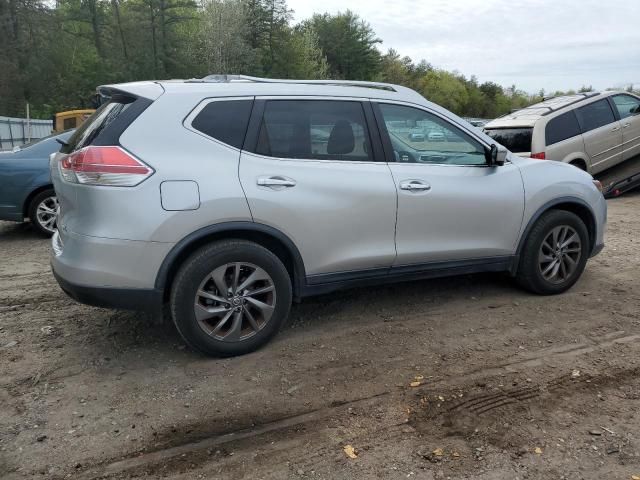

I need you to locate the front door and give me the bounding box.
[375,102,525,266]
[611,94,640,161]
[239,98,398,277]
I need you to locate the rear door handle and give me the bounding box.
[399,180,431,192]
[612,126,621,132]
[257,176,296,188]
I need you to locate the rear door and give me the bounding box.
[239,98,397,277]
[375,101,525,266]
[574,99,623,173]
[610,94,640,161]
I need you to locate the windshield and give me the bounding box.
[484,127,532,153]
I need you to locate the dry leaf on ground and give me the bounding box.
[343,444,358,459]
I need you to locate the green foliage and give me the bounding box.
[0,0,630,120]
[303,10,381,80]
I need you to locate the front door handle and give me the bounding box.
[623,123,630,128]
[257,176,296,188]
[399,180,431,192]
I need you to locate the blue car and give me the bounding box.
[0,130,73,235]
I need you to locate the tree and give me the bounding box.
[193,0,257,76]
[417,70,469,115]
[269,25,328,79]
[303,10,381,80]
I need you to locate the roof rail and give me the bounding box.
[186,74,398,92]
[540,91,600,116]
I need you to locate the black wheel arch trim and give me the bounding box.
[513,196,598,272]
[154,221,306,298]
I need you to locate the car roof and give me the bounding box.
[484,91,605,128]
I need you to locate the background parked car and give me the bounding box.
[483,91,640,173]
[0,130,73,235]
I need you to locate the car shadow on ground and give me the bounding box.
[67,270,524,364]
[0,220,46,240]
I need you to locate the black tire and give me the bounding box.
[569,160,587,171]
[170,240,292,357]
[28,189,58,237]
[515,210,590,295]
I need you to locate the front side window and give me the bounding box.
[378,103,486,165]
[255,100,373,161]
[575,99,616,133]
[191,99,253,149]
[612,94,640,120]
[545,111,581,146]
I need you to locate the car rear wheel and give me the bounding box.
[170,240,292,357]
[28,189,58,236]
[515,210,589,295]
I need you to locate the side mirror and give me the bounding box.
[485,144,507,166]
[631,105,640,115]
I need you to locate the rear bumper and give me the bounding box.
[50,228,173,311]
[53,269,161,311]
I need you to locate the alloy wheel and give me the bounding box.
[538,225,582,284]
[35,196,58,233]
[194,262,276,342]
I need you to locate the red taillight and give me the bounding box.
[530,152,546,160]
[60,146,153,187]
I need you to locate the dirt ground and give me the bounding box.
[2,192,640,480]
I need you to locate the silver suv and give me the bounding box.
[484,91,640,173]
[50,76,607,357]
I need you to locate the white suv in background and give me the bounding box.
[484,91,640,173]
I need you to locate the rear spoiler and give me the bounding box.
[97,82,165,102]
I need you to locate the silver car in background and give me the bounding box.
[484,91,640,173]
[50,76,606,357]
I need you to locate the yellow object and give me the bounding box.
[54,109,95,132]
[343,445,358,459]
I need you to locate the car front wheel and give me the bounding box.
[516,210,590,295]
[170,240,292,357]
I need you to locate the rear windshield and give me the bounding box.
[484,127,532,153]
[61,97,134,153]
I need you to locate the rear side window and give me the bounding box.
[545,111,581,146]
[575,99,616,133]
[484,128,532,153]
[62,96,135,154]
[254,100,373,161]
[191,100,253,149]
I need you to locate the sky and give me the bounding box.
[288,0,640,94]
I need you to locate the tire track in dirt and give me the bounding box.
[67,332,640,479]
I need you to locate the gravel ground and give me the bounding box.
[1,192,640,480]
